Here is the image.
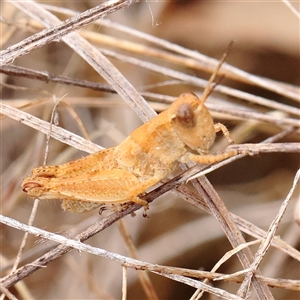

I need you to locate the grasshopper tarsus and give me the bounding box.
[142,210,149,218]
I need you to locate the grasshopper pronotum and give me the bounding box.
[22,51,239,213]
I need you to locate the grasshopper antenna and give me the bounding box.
[201,40,234,102]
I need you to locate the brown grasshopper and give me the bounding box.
[22,53,238,213]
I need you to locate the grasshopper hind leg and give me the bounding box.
[62,199,102,213]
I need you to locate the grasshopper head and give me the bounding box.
[168,92,216,153]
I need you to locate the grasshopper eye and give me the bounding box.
[173,103,196,128]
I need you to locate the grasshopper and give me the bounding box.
[22,52,238,213]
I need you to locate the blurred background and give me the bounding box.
[1,1,299,299]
